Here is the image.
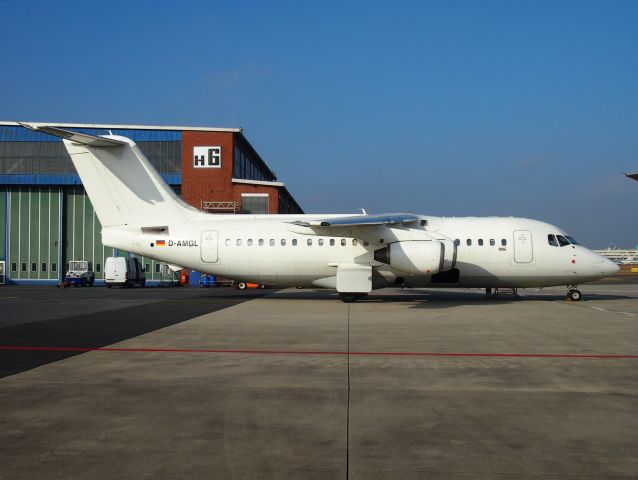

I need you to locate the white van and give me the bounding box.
[104,257,146,288]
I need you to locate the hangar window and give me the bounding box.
[21,262,26,272]
[51,263,57,272]
[330,239,335,246]
[556,235,570,247]
[318,239,324,246]
[490,239,495,246]
[501,239,507,246]
[307,239,313,246]
[247,239,253,246]
[258,239,264,246]
[292,239,298,246]
[41,263,47,272]
[269,239,275,246]
[478,239,484,246]
[11,262,16,272]
[547,234,558,247]
[225,239,231,246]
[281,239,286,246]
[341,239,346,246]
[466,239,472,246]
[144,264,149,273]
[31,263,36,272]
[236,239,242,246]
[155,264,160,273]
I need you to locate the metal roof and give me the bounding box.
[0,121,242,133]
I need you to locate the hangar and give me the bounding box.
[0,122,303,284]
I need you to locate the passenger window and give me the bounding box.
[352,239,358,246]
[281,239,286,246]
[307,239,312,246]
[330,239,335,246]
[341,239,346,246]
[501,239,507,246]
[490,239,495,246]
[269,239,275,246]
[454,239,460,246]
[292,239,297,246]
[318,239,324,246]
[478,239,484,246]
[466,239,472,246]
[556,235,570,247]
[547,234,558,247]
[247,239,253,246]
[236,239,242,246]
[258,239,264,246]
[225,239,231,246]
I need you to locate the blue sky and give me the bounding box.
[2,0,637,247]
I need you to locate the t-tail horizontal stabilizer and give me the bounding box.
[18,123,128,147]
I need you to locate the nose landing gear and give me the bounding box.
[566,286,582,301]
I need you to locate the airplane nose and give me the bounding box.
[603,257,620,276]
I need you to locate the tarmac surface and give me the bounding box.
[1,284,637,479]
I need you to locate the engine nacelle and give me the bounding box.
[374,240,457,275]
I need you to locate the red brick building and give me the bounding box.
[181,128,302,214]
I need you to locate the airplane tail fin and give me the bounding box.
[20,124,198,230]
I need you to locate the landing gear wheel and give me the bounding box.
[339,293,358,303]
[567,289,582,301]
[237,282,247,290]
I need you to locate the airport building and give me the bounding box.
[0,122,303,284]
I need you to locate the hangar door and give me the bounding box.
[200,231,219,263]
[513,230,533,263]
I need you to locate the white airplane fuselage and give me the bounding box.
[105,214,617,290]
[20,124,618,297]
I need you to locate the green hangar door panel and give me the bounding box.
[513,230,533,263]
[201,231,219,263]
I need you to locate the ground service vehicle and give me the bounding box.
[63,261,95,287]
[104,257,146,288]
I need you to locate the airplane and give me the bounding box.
[20,123,619,302]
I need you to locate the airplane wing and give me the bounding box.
[18,123,128,147]
[291,213,420,228]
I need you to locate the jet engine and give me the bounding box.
[374,240,456,275]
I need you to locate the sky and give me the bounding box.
[1,0,637,248]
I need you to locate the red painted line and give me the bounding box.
[0,345,637,359]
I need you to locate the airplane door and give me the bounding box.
[201,231,219,263]
[513,230,533,263]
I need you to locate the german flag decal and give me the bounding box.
[156,240,166,246]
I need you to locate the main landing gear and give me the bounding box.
[339,293,368,303]
[566,286,583,301]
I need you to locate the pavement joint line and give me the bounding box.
[1,345,637,359]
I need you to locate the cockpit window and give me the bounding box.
[565,235,580,245]
[556,235,571,247]
[547,234,558,247]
